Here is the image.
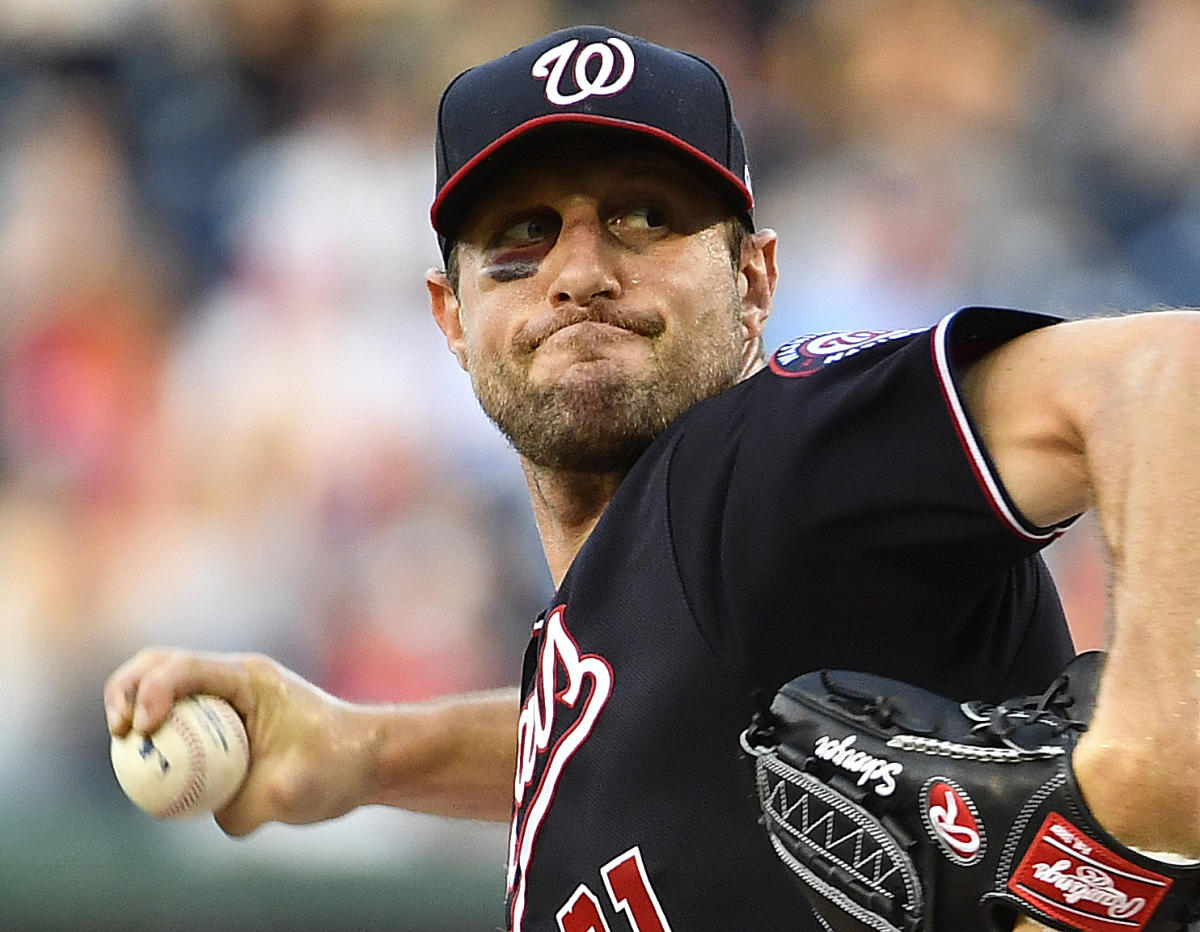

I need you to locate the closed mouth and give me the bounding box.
[524,309,665,352]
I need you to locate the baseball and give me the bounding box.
[110,694,250,819]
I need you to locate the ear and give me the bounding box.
[737,228,778,349]
[426,268,469,371]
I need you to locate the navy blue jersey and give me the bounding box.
[505,308,1077,932]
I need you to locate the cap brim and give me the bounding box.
[430,113,754,242]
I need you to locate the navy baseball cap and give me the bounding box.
[431,25,755,258]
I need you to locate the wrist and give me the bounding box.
[1073,730,1200,859]
[360,690,519,821]
[349,702,432,810]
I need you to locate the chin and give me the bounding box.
[474,330,740,474]
[521,428,655,474]
[538,344,649,383]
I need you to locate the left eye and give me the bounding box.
[612,206,668,231]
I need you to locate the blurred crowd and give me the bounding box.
[2,0,1197,881]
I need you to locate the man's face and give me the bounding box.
[433,136,760,474]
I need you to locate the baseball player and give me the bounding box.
[105,27,1200,931]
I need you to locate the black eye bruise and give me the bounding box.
[485,259,540,283]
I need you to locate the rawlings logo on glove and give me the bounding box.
[741,652,1200,932]
[1009,812,1172,927]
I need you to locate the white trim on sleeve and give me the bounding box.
[931,311,1065,543]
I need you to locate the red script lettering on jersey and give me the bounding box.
[508,605,614,932]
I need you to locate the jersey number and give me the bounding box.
[555,846,673,932]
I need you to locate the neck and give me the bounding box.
[740,347,766,382]
[520,356,767,588]
[522,460,626,587]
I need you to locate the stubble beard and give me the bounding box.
[469,297,746,474]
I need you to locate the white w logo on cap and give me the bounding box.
[531,37,635,106]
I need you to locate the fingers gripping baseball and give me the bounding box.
[104,648,264,737]
[103,648,366,836]
[110,694,249,818]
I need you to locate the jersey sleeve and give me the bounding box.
[666,307,1076,700]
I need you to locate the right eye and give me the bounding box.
[479,213,561,283]
[494,214,559,249]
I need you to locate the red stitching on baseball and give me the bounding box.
[161,700,207,817]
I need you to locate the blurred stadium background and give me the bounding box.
[1,0,1195,927]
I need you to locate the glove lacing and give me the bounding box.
[960,671,1087,752]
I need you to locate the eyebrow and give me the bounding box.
[463,149,715,237]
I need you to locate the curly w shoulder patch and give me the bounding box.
[770,329,923,378]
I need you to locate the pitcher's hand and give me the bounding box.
[104,648,372,836]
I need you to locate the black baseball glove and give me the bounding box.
[742,652,1200,931]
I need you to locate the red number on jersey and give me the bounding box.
[556,846,673,932]
[556,884,611,932]
[601,847,672,932]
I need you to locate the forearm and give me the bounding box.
[360,687,520,822]
[104,650,520,832]
[1071,318,1200,853]
[963,311,1200,858]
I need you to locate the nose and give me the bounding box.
[545,215,621,308]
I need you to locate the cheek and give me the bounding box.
[459,296,530,372]
[462,316,504,370]
[655,252,739,332]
